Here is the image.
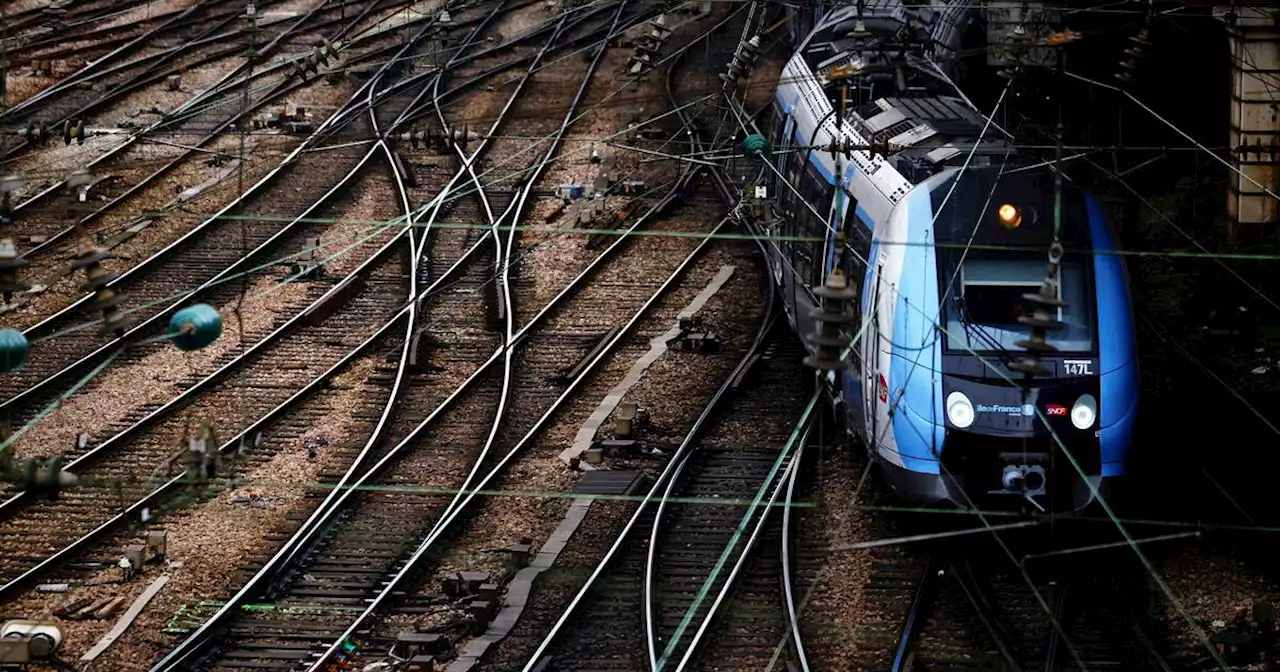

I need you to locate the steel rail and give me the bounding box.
[779,433,811,672]
[252,0,529,590]
[0,33,435,600]
[307,188,722,672]
[0,16,456,420]
[7,6,193,65]
[0,4,273,159]
[0,0,222,120]
[3,0,160,41]
[4,0,395,127]
[517,210,766,671]
[172,95,688,669]
[891,556,937,672]
[673,416,813,672]
[0,145,397,527]
[157,7,650,660]
[8,0,400,261]
[427,0,626,541]
[147,4,559,665]
[949,558,1024,671]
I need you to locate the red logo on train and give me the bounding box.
[1045,404,1068,416]
[877,375,888,403]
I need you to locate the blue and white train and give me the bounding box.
[763,5,1139,511]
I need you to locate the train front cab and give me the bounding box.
[868,170,1139,513]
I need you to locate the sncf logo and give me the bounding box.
[877,375,888,403]
[1045,404,1068,417]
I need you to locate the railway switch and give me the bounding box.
[122,544,145,579]
[674,315,721,353]
[597,439,638,458]
[469,600,496,624]
[146,531,168,563]
[0,175,21,228]
[614,401,639,438]
[66,169,92,202]
[0,620,63,664]
[443,571,491,598]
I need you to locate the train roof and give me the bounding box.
[787,4,1014,185]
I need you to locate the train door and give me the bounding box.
[776,112,799,326]
[863,261,885,449]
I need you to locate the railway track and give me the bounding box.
[0,10,473,423]
[0,0,652,613]
[3,0,257,151]
[3,0,394,257]
[803,510,1178,672]
[164,88,745,672]
[0,3,471,602]
[131,1,617,668]
[2,0,438,277]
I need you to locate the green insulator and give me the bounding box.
[0,329,29,372]
[169,304,223,351]
[743,133,770,164]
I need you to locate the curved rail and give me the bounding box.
[8,0,409,262]
[0,5,467,599]
[308,189,723,672]
[518,209,765,671]
[779,434,811,671]
[147,4,600,667]
[1,0,220,121]
[674,420,813,672]
[0,13,458,417]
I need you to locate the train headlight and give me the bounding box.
[998,204,1022,229]
[1070,394,1097,430]
[946,391,975,429]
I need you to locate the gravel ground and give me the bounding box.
[2,135,312,330]
[0,134,293,330]
[1158,545,1280,650]
[9,271,312,462]
[443,237,766,666]
[2,71,59,106]
[97,0,200,33]
[350,0,441,37]
[2,355,382,669]
[794,447,875,670]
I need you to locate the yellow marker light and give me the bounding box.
[998,203,1022,229]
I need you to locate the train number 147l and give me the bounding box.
[1062,360,1094,376]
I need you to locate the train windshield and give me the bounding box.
[943,255,1094,354]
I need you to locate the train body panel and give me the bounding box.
[763,4,1140,511]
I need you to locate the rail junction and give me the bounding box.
[0,1,1278,671]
